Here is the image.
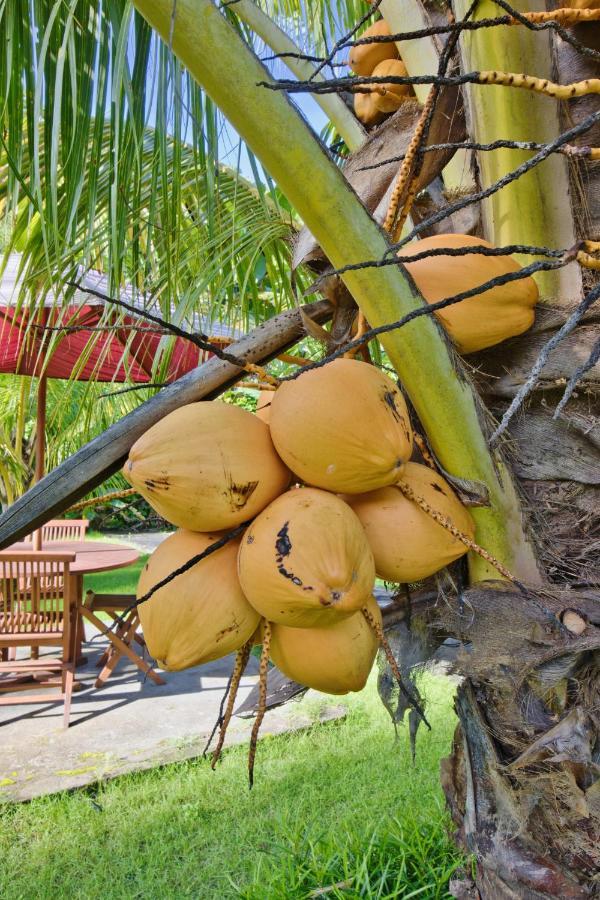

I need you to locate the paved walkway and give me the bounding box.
[108,531,172,554]
[0,630,345,802]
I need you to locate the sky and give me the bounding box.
[219,93,330,182]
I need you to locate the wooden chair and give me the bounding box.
[82,591,165,689]
[24,519,89,543]
[0,552,77,728]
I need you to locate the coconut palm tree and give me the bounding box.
[0,0,598,894]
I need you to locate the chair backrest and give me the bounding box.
[0,552,75,637]
[23,519,89,543]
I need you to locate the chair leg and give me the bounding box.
[81,609,165,687]
[95,616,139,688]
[62,663,75,729]
[96,613,126,668]
[134,633,146,651]
[62,603,79,728]
[75,610,86,653]
[95,647,124,688]
[96,648,110,668]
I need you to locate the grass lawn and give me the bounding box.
[1,551,463,899]
[83,553,150,596]
[83,530,150,596]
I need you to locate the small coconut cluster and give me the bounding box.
[126,359,475,695]
[349,18,415,127]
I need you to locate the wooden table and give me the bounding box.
[7,539,141,664]
[8,540,141,577]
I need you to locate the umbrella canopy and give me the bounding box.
[0,255,236,382]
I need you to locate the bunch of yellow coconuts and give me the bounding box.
[125,357,474,697]
[349,17,415,127]
[124,236,540,699]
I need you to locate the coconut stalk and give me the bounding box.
[454,0,582,303]
[132,0,539,584]
[232,0,366,151]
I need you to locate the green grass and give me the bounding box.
[83,554,149,596]
[0,674,461,900]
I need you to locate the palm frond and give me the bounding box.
[251,0,369,60]
[0,0,311,346]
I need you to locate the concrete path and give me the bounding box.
[107,531,172,554]
[0,632,345,803]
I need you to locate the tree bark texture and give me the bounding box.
[440,584,600,898]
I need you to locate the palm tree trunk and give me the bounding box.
[441,583,600,898]
[440,6,600,896]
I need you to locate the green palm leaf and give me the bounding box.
[0,0,317,346]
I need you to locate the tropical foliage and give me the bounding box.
[0,375,148,506]
[0,0,338,340]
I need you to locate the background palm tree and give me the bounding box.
[0,0,598,895]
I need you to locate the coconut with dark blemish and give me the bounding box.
[238,486,375,628]
[137,529,260,671]
[123,401,290,531]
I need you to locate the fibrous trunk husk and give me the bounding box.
[443,301,600,897]
[440,582,600,898]
[471,304,600,589]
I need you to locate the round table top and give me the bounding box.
[7,540,141,575]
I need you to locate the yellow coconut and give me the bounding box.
[345,462,475,583]
[354,90,387,127]
[371,59,414,113]
[401,233,539,354]
[269,358,413,493]
[269,596,381,694]
[255,390,274,424]
[137,529,260,671]
[349,20,399,76]
[237,487,375,628]
[124,401,290,531]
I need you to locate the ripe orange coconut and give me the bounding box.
[238,487,375,628]
[269,596,381,694]
[371,59,414,113]
[269,358,413,493]
[354,90,386,127]
[349,20,399,76]
[124,401,290,531]
[401,233,539,353]
[345,462,475,583]
[137,529,260,671]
